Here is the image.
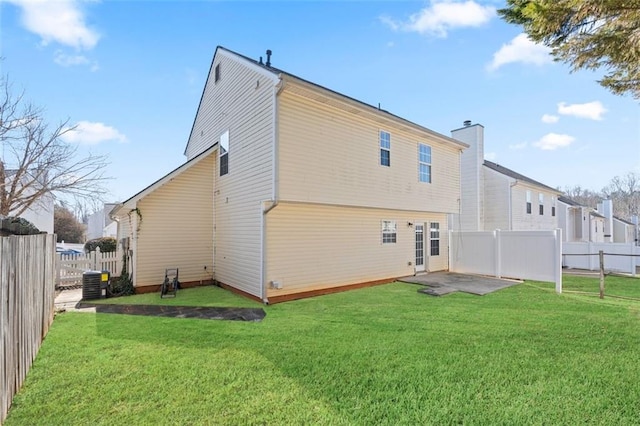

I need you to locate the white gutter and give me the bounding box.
[260,80,284,304]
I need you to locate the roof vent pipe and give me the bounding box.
[266,49,272,67]
[259,56,263,65]
[463,120,471,127]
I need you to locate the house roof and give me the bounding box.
[185,46,468,155]
[110,145,216,218]
[590,211,605,218]
[558,195,582,206]
[614,215,636,226]
[483,160,561,194]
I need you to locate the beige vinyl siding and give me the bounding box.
[483,168,510,231]
[134,153,214,288]
[197,54,275,298]
[265,202,447,298]
[278,90,460,213]
[185,50,277,161]
[115,211,132,244]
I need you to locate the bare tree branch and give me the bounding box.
[0,74,111,217]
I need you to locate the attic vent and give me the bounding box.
[463,120,471,127]
[214,64,220,83]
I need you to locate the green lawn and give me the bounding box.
[6,277,640,425]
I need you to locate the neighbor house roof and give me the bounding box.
[185,46,468,155]
[558,195,583,206]
[614,216,636,226]
[483,160,561,194]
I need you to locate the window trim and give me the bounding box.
[381,220,397,244]
[526,190,532,214]
[219,130,229,176]
[539,193,544,215]
[379,131,390,167]
[418,143,432,183]
[430,222,440,256]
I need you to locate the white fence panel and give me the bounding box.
[500,231,559,283]
[449,229,562,292]
[563,242,637,274]
[448,231,496,276]
[56,248,121,288]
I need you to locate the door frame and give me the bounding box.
[415,223,426,273]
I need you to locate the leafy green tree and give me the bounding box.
[499,1,640,98]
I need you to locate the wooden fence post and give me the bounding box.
[599,250,605,299]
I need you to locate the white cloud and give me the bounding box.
[487,33,551,71]
[7,0,99,50]
[53,50,99,71]
[532,133,575,151]
[509,142,528,150]
[62,121,127,145]
[557,101,607,121]
[541,114,559,124]
[484,152,497,161]
[381,1,495,38]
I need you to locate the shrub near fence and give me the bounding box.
[0,234,56,424]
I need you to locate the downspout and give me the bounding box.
[508,180,517,230]
[260,79,284,304]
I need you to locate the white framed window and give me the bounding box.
[419,144,432,183]
[220,130,229,176]
[381,220,396,244]
[551,196,556,217]
[539,193,544,215]
[380,131,390,167]
[526,191,532,214]
[430,222,440,256]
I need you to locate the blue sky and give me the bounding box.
[1,0,638,206]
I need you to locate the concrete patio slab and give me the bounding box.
[400,272,521,296]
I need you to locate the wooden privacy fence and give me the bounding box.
[1,234,56,424]
[449,229,563,293]
[57,248,121,288]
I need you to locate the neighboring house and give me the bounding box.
[15,195,54,234]
[86,203,119,240]
[557,196,605,243]
[4,169,54,234]
[594,199,638,244]
[111,46,467,303]
[613,216,637,244]
[449,122,562,232]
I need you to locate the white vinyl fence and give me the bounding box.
[563,242,639,275]
[449,229,563,293]
[56,248,121,288]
